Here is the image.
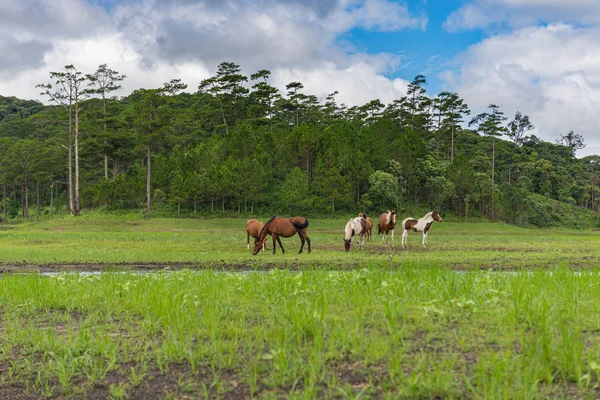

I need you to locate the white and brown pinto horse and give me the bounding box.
[401,210,443,248]
[377,210,397,248]
[344,216,367,252]
[246,219,267,251]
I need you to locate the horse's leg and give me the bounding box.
[402,229,408,249]
[298,232,305,254]
[277,236,285,254]
[247,231,250,250]
[422,232,427,248]
[272,234,278,254]
[382,231,386,248]
[360,233,365,250]
[306,235,311,254]
[391,228,395,248]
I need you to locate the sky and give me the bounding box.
[1,0,599,156]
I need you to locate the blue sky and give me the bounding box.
[1,0,600,155]
[342,0,486,93]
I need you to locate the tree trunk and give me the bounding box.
[251,201,254,214]
[146,144,152,211]
[50,184,54,217]
[451,123,455,162]
[112,160,118,178]
[194,198,197,214]
[222,199,225,214]
[24,181,29,221]
[491,137,495,220]
[68,104,74,214]
[211,196,214,212]
[103,94,108,180]
[2,181,5,224]
[74,101,81,216]
[36,181,40,218]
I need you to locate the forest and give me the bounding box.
[0,62,598,227]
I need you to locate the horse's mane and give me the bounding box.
[258,216,277,239]
[423,211,434,219]
[345,218,354,240]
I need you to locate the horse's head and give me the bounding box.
[390,210,397,224]
[344,239,352,252]
[252,240,263,255]
[255,237,267,252]
[432,210,443,222]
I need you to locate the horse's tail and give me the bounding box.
[377,223,382,235]
[292,218,309,229]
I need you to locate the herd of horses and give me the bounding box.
[245,210,443,255]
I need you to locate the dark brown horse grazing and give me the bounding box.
[253,216,311,255]
[246,219,267,252]
[377,210,397,248]
[359,213,373,241]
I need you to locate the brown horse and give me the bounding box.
[377,210,397,248]
[359,213,373,241]
[253,216,311,255]
[246,219,267,251]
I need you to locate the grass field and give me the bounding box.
[1,213,600,270]
[2,214,600,398]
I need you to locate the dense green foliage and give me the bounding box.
[1,63,599,226]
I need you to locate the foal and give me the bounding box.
[245,219,266,251]
[358,213,373,241]
[401,210,443,248]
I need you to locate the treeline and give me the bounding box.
[0,62,599,227]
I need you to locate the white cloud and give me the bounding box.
[0,0,419,107]
[442,24,600,156]
[444,0,600,31]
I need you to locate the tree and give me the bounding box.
[250,69,278,131]
[367,171,400,210]
[285,81,304,127]
[469,104,507,218]
[128,80,187,212]
[439,92,470,161]
[37,64,89,215]
[86,64,126,179]
[407,75,427,130]
[556,131,585,155]
[507,111,534,145]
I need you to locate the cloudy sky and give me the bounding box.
[1,0,599,155]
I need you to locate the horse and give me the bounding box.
[377,210,397,248]
[253,216,311,255]
[359,212,373,241]
[344,216,367,252]
[245,219,267,252]
[401,210,443,248]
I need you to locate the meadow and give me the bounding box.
[2,214,600,399]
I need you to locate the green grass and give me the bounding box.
[1,213,600,270]
[2,214,600,398]
[2,268,600,398]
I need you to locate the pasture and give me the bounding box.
[2,214,600,398]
